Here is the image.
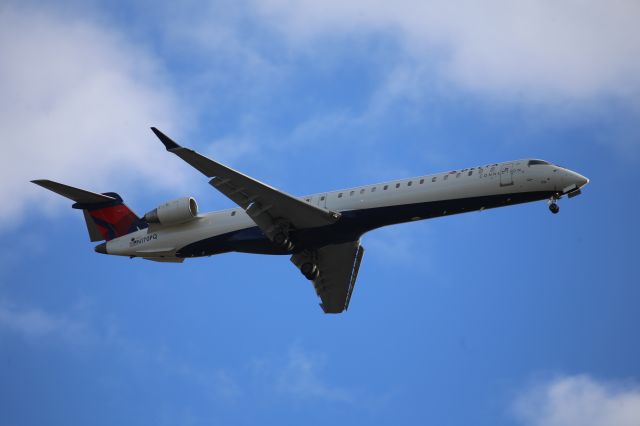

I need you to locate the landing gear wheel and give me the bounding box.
[272,232,294,251]
[301,262,314,275]
[549,203,560,214]
[300,262,319,280]
[273,232,287,245]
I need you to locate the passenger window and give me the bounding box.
[456,173,461,178]
[432,177,437,182]
[338,193,343,198]
[468,171,473,176]
[320,196,325,201]
[350,190,355,196]
[231,211,236,216]
[419,179,424,184]
[360,188,365,194]
[305,198,310,202]
[383,185,388,190]
[407,181,412,186]
[395,183,400,188]
[371,187,376,192]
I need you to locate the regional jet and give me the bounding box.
[32,128,589,313]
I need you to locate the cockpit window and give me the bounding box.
[528,159,551,166]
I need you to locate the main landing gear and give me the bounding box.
[291,250,320,281]
[300,262,319,281]
[548,195,560,214]
[273,231,294,251]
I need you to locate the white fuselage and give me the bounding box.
[105,159,587,260]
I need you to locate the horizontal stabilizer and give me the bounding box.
[31,179,115,204]
[31,179,146,242]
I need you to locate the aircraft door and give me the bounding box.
[500,163,514,186]
[317,193,328,209]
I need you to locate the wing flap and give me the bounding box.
[344,245,364,310]
[292,241,365,314]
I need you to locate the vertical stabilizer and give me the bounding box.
[31,180,147,241]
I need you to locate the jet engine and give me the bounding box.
[144,197,198,226]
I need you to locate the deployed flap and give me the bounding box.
[291,241,365,314]
[151,128,340,236]
[31,179,115,204]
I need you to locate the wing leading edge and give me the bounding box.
[150,128,340,241]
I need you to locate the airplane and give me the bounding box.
[32,128,589,313]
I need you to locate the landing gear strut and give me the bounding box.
[548,195,560,214]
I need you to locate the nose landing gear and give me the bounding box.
[548,195,560,214]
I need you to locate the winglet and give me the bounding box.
[150,127,181,151]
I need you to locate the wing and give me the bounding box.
[151,128,340,240]
[291,241,365,314]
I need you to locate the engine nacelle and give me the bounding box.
[144,197,198,226]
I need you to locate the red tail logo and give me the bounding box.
[75,193,148,241]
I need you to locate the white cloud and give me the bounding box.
[0,300,89,344]
[514,375,640,426]
[168,361,243,401]
[0,6,190,227]
[251,345,353,403]
[364,223,435,269]
[256,0,640,102]
[158,2,276,74]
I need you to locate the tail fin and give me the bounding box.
[31,180,147,241]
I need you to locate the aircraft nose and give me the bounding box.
[570,171,589,188]
[94,242,107,254]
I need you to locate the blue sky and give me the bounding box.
[1,1,640,425]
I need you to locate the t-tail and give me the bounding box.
[31,180,147,243]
